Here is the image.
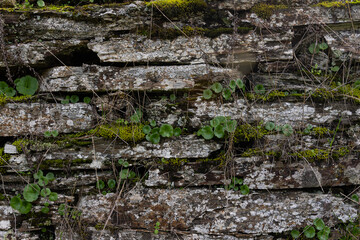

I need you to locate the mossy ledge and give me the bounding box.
[251,3,288,20]
[88,123,145,143]
[145,0,207,18]
[291,147,349,162]
[0,147,10,173]
[0,95,34,105]
[316,0,360,8]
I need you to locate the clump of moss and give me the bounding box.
[89,123,145,143]
[316,0,360,8]
[0,148,10,174]
[292,147,349,162]
[311,127,333,137]
[234,124,267,143]
[311,88,335,100]
[146,0,207,18]
[161,157,188,167]
[0,95,34,105]
[337,85,360,103]
[12,138,30,153]
[240,148,282,159]
[251,3,288,19]
[246,90,288,102]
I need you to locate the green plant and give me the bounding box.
[351,194,359,203]
[170,94,176,102]
[291,218,330,240]
[265,121,275,131]
[0,81,16,97]
[154,221,160,235]
[143,123,181,144]
[44,130,59,138]
[14,76,39,96]
[254,84,265,95]
[70,95,79,103]
[198,116,237,140]
[37,0,45,7]
[96,179,117,195]
[224,177,249,195]
[303,124,314,134]
[10,170,57,215]
[281,124,293,136]
[211,82,223,93]
[130,109,143,123]
[83,97,92,104]
[203,88,213,99]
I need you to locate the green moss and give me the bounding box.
[0,193,5,201]
[246,90,288,102]
[234,124,267,143]
[161,157,188,167]
[241,148,262,157]
[337,85,360,103]
[89,123,145,143]
[146,0,207,18]
[12,139,31,153]
[0,148,10,174]
[311,88,335,100]
[311,127,333,137]
[292,147,349,162]
[0,95,34,105]
[316,0,360,8]
[251,3,288,19]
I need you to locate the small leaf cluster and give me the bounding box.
[130,109,143,123]
[10,170,57,215]
[203,79,245,100]
[224,177,250,195]
[44,130,59,138]
[291,218,330,240]
[0,76,39,97]
[154,221,160,235]
[143,121,181,144]
[96,179,116,195]
[198,116,237,140]
[61,95,91,104]
[308,42,328,54]
[118,159,137,181]
[254,84,266,95]
[58,203,82,220]
[264,121,293,136]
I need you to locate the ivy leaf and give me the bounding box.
[15,75,39,96]
[203,89,213,99]
[211,82,223,93]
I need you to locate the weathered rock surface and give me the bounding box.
[40,64,238,92]
[78,189,358,235]
[87,31,293,64]
[0,103,95,136]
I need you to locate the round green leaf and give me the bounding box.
[282,124,293,137]
[44,131,52,138]
[229,80,236,91]
[309,43,320,54]
[51,130,59,137]
[83,97,91,104]
[304,226,316,238]
[173,127,182,137]
[236,79,245,89]
[150,120,157,127]
[19,200,32,214]
[254,84,265,95]
[265,121,275,131]
[210,118,220,128]
[34,170,43,179]
[123,161,129,167]
[107,179,116,189]
[331,66,340,72]
[313,218,325,231]
[41,207,50,214]
[203,89,213,99]
[225,120,237,133]
[222,88,232,100]
[120,169,130,180]
[23,184,40,202]
[37,0,45,7]
[319,42,328,50]
[44,202,49,207]
[38,177,49,187]
[143,125,152,134]
[170,94,176,101]
[0,81,9,93]
[214,124,225,138]
[351,194,359,202]
[61,99,69,104]
[149,133,160,144]
[317,229,329,240]
[275,125,282,132]
[200,126,214,140]
[46,172,55,181]
[70,95,79,103]
[4,87,16,97]
[240,185,249,195]
[15,75,39,96]
[96,180,105,190]
[214,116,226,124]
[10,196,22,210]
[159,124,174,138]
[49,192,58,201]
[211,82,223,93]
[151,127,160,134]
[290,230,300,239]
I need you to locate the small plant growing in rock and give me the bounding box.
[291,218,330,240]
[0,81,16,97]
[203,79,245,100]
[198,116,237,140]
[44,130,59,138]
[14,75,39,96]
[96,179,117,195]
[224,177,249,195]
[130,109,143,123]
[254,84,265,95]
[281,124,293,136]
[10,170,57,214]
[154,221,160,235]
[143,122,181,144]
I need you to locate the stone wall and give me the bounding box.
[0,0,359,239]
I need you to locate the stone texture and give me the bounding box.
[78,188,358,235]
[0,103,95,136]
[40,64,238,92]
[87,31,293,64]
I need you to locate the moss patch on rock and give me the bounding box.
[251,3,288,19]
[146,0,207,18]
[89,123,145,143]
